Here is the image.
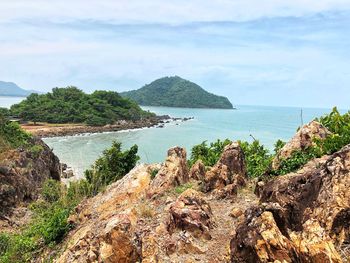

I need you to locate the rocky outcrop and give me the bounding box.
[148,147,189,197]
[272,120,330,170]
[0,138,61,213]
[230,144,350,262]
[189,160,206,181]
[204,142,247,198]
[58,164,152,262]
[168,189,213,238]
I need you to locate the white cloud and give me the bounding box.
[1,0,350,23]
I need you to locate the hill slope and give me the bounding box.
[121,76,233,109]
[0,81,34,97]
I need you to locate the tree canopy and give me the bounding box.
[10,87,155,126]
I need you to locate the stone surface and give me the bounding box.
[58,164,152,263]
[168,189,213,237]
[148,147,189,197]
[0,138,61,213]
[189,160,206,181]
[204,142,247,197]
[272,120,330,170]
[230,144,350,262]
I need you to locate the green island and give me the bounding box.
[9,87,155,126]
[1,107,350,262]
[120,76,234,109]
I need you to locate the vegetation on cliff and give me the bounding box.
[0,113,32,154]
[10,87,155,126]
[0,141,139,263]
[189,107,350,178]
[121,76,233,109]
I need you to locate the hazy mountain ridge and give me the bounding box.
[120,76,234,109]
[0,81,37,97]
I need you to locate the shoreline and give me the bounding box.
[21,115,193,138]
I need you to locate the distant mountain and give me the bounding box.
[0,81,38,97]
[120,76,233,109]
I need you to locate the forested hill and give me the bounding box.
[120,76,233,109]
[10,87,155,126]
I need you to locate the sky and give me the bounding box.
[0,0,350,108]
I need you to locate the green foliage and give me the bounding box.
[239,140,273,178]
[121,76,233,109]
[84,141,140,196]
[274,139,286,154]
[29,145,44,158]
[0,141,139,262]
[174,183,193,194]
[189,139,232,167]
[0,108,10,117]
[10,87,155,126]
[272,148,320,176]
[42,179,62,203]
[150,169,159,179]
[315,107,350,155]
[0,113,32,153]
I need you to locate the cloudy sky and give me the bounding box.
[0,0,349,108]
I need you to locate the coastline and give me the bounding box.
[21,115,192,138]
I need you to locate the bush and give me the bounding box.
[189,139,232,167]
[239,140,273,178]
[42,179,62,203]
[84,141,140,195]
[29,145,44,159]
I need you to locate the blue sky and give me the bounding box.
[0,0,350,108]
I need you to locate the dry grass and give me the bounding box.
[136,203,155,219]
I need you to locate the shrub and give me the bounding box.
[189,139,232,167]
[239,140,273,178]
[84,141,139,195]
[42,179,62,203]
[29,145,44,158]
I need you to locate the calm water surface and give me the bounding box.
[40,105,334,177]
[0,96,25,108]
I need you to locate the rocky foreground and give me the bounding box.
[52,121,350,262]
[0,138,62,230]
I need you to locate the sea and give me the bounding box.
[0,96,338,178]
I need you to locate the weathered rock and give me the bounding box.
[58,164,152,262]
[204,142,247,197]
[229,207,243,218]
[189,160,206,181]
[272,120,330,170]
[168,189,213,237]
[148,147,189,197]
[0,138,61,213]
[231,144,350,262]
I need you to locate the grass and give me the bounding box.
[174,183,193,195]
[136,203,155,218]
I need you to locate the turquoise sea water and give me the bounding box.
[41,105,335,177]
[0,96,339,177]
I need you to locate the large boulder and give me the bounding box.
[204,142,247,197]
[272,120,330,170]
[58,164,152,262]
[168,189,213,238]
[189,160,206,181]
[0,138,61,213]
[148,147,189,197]
[230,144,350,262]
